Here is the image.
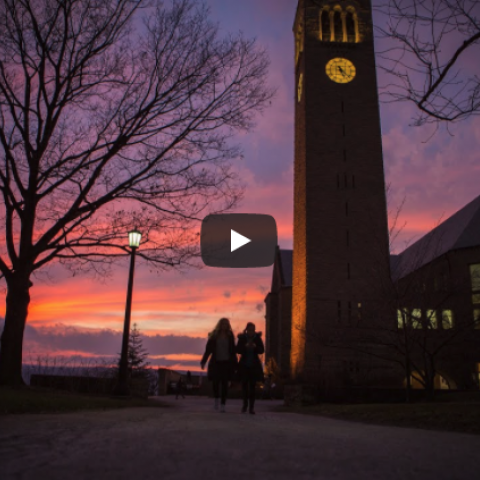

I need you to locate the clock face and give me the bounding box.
[297,73,303,102]
[326,58,356,84]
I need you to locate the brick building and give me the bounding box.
[265,0,480,393]
[390,195,480,390]
[266,195,480,391]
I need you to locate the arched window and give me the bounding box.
[333,10,343,42]
[346,11,355,42]
[320,9,330,42]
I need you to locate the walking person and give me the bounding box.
[236,322,264,414]
[175,376,185,399]
[186,370,192,393]
[200,318,238,413]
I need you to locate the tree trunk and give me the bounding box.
[0,273,32,386]
[404,356,412,403]
[426,383,436,402]
[426,358,436,402]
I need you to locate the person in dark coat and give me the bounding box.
[175,376,185,400]
[200,317,238,413]
[236,322,265,414]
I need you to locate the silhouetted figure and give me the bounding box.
[200,318,238,413]
[176,377,185,399]
[186,370,192,385]
[236,322,265,414]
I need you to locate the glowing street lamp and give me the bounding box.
[128,229,142,248]
[114,228,142,396]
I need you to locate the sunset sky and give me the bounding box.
[2,0,480,373]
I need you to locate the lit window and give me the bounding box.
[426,309,438,329]
[410,371,424,389]
[474,309,480,329]
[321,7,359,44]
[470,264,480,291]
[473,293,480,304]
[411,309,422,329]
[441,310,454,329]
[397,308,408,328]
[440,376,448,389]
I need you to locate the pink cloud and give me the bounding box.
[1,0,479,368]
[383,113,480,251]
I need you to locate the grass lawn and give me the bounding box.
[275,402,480,435]
[0,386,170,415]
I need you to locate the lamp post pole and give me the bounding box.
[114,229,141,396]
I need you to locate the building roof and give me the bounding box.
[392,194,480,279]
[278,249,293,287]
[276,195,480,285]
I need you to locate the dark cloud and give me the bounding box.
[22,323,205,357]
[143,334,205,356]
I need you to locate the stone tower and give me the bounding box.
[291,0,391,385]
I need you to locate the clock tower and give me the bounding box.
[291,0,391,385]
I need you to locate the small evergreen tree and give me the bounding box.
[119,323,150,379]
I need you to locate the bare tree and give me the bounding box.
[0,0,274,386]
[324,218,480,401]
[376,0,480,125]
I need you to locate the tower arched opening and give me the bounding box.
[333,8,343,42]
[346,10,356,42]
[320,8,330,42]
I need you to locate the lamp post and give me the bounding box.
[114,228,142,396]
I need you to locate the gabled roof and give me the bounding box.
[392,194,480,280]
[273,196,480,284]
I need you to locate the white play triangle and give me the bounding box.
[231,229,251,252]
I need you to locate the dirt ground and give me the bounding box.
[1,396,480,480]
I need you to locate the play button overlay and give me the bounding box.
[231,230,251,252]
[201,214,277,268]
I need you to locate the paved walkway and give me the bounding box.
[1,396,479,480]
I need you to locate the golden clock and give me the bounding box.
[297,73,303,102]
[326,58,356,84]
